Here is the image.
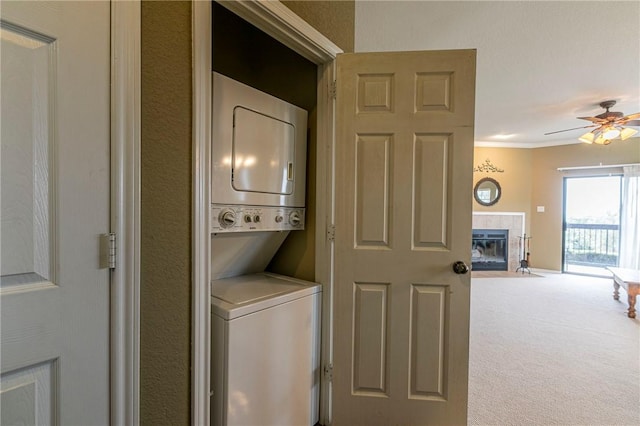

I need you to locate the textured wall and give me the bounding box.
[473,147,533,233]
[530,140,640,271]
[283,1,355,52]
[141,1,192,424]
[140,2,353,424]
[473,142,640,271]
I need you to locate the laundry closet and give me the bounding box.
[209,4,321,425]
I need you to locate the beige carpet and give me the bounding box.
[468,273,640,426]
[471,271,541,278]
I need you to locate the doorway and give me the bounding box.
[562,175,622,276]
[192,2,341,424]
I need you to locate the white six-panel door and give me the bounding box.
[1,1,111,424]
[333,50,476,425]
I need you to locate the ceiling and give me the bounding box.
[354,0,640,148]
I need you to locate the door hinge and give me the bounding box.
[327,224,335,241]
[324,364,333,382]
[329,80,337,99]
[100,232,116,269]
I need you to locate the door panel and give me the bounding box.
[355,135,391,247]
[352,282,389,395]
[409,284,448,399]
[413,134,450,249]
[1,2,110,424]
[333,50,475,425]
[0,361,55,425]
[0,21,53,286]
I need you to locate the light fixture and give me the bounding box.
[579,124,636,145]
[601,126,621,139]
[578,131,594,144]
[594,134,609,145]
[547,101,640,145]
[620,127,638,140]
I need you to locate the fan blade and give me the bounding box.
[620,112,640,122]
[544,124,599,136]
[577,116,608,123]
[623,120,640,126]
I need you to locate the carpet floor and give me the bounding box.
[471,271,541,279]
[468,272,640,426]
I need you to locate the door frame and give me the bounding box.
[0,1,139,422]
[111,1,141,425]
[192,1,341,424]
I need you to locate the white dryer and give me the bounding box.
[210,71,309,280]
[210,273,321,426]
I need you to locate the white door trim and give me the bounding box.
[111,1,141,425]
[192,2,212,424]
[192,1,341,425]
[313,59,339,425]
[218,1,342,63]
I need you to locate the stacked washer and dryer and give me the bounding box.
[210,72,321,426]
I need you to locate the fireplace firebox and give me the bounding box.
[471,229,508,271]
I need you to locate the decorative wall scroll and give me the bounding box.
[473,158,504,173]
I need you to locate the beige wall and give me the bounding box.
[141,1,192,424]
[140,2,354,424]
[473,147,533,233]
[283,1,355,53]
[474,140,640,271]
[530,140,640,271]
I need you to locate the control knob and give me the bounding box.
[218,209,237,229]
[288,210,302,227]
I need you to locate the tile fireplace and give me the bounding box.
[472,212,525,272]
[472,229,509,271]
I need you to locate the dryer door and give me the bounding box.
[233,107,295,195]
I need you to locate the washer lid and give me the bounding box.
[211,272,321,320]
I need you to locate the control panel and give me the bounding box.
[211,205,305,233]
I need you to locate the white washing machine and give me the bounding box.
[210,272,322,426]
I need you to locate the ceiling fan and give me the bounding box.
[545,100,640,145]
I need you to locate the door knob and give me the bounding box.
[452,261,469,274]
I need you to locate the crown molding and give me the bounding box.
[474,139,582,149]
[475,136,639,149]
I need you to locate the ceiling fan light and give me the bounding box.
[601,126,621,139]
[578,131,595,144]
[594,134,608,145]
[620,127,638,140]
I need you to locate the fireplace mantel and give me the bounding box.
[472,212,526,272]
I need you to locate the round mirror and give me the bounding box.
[474,177,501,206]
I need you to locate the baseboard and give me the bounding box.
[530,268,561,274]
